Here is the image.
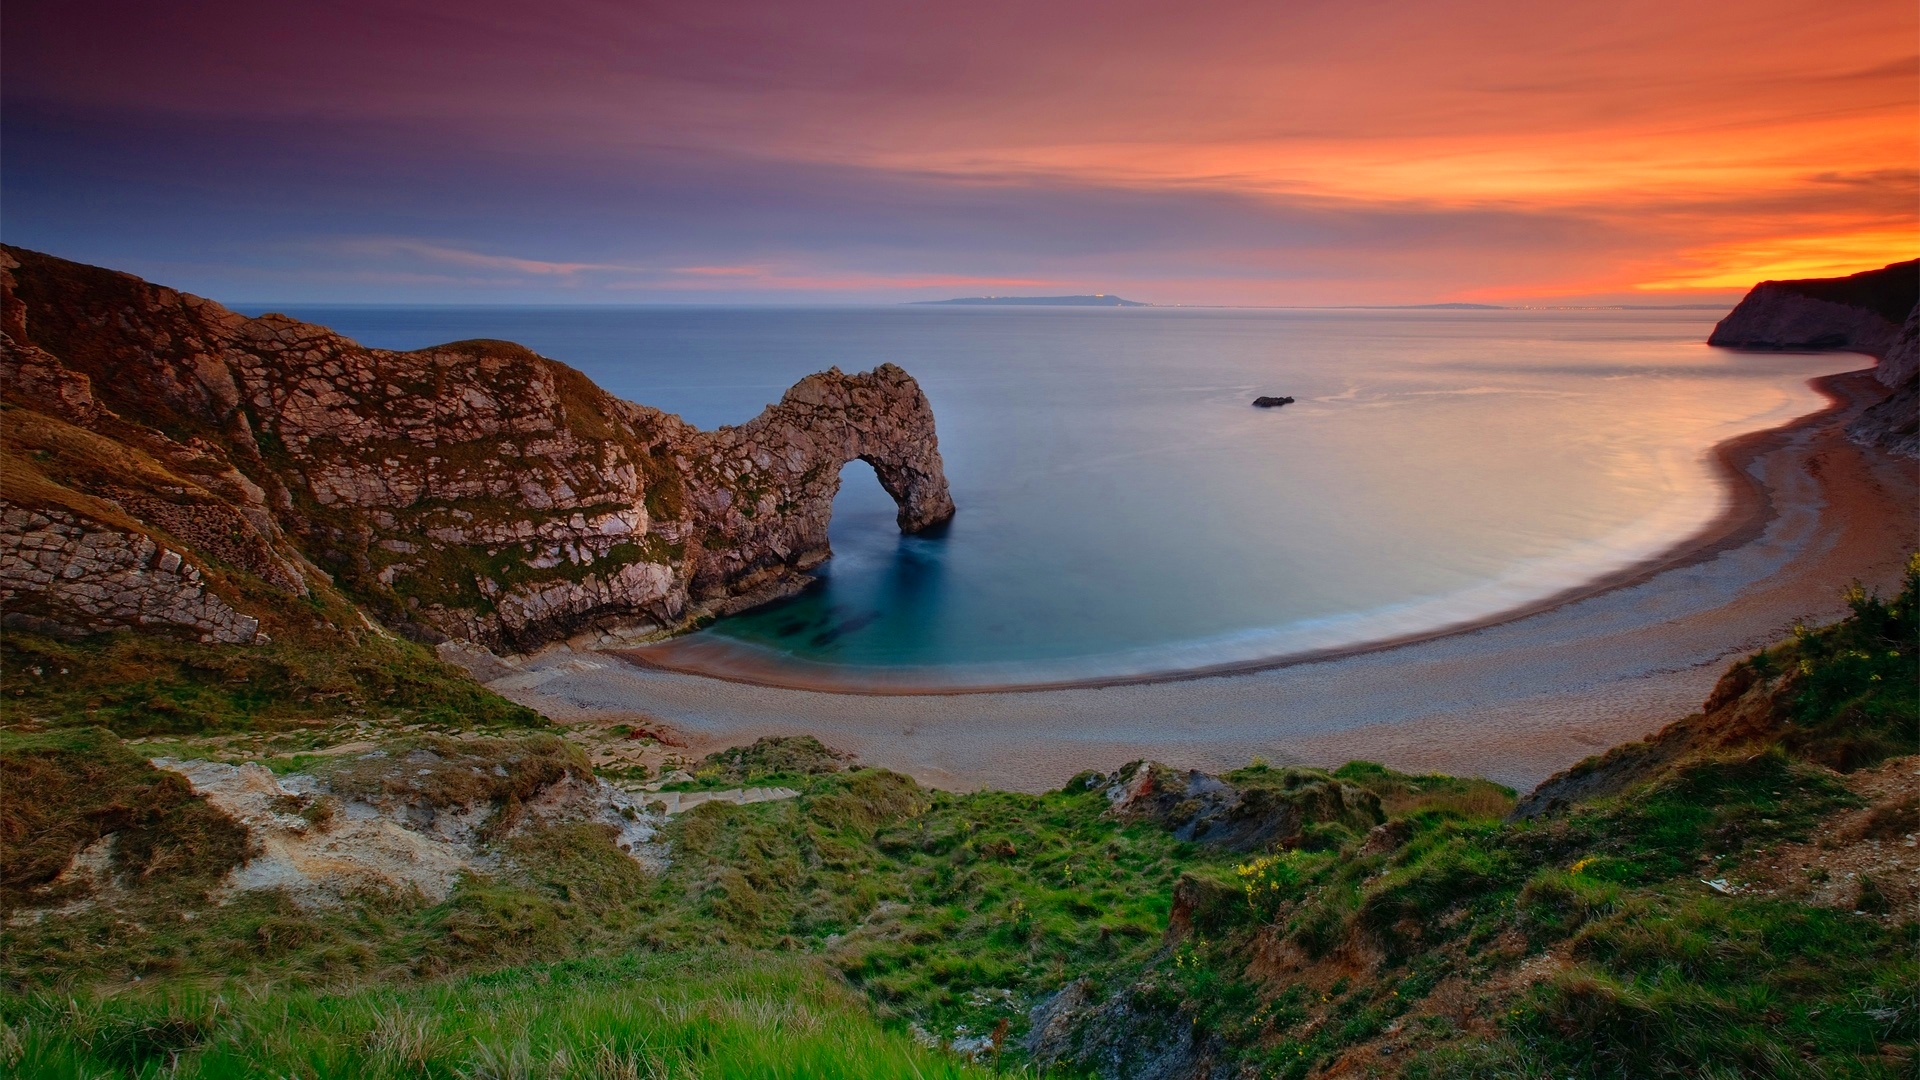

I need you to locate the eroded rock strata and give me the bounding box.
[1847,305,1919,457]
[1709,258,1918,457]
[0,505,262,644]
[0,245,954,652]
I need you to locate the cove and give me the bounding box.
[283,305,1862,687]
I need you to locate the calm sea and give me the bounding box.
[263,305,1855,686]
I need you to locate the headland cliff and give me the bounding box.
[1709,258,1917,457]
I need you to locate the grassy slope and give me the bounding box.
[1148,751,1912,1078]
[5,952,995,1080]
[1,565,1914,1078]
[1115,562,1919,1079]
[0,727,249,912]
[1,630,541,737]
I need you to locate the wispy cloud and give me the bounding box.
[330,238,647,276]
[311,244,1065,294]
[651,265,1058,291]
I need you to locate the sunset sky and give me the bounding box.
[4,0,1915,305]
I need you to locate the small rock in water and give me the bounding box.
[1252,395,1295,408]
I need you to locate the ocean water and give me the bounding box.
[268,305,1856,687]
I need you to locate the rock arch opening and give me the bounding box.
[829,458,903,545]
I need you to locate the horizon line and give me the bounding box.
[223,299,1739,312]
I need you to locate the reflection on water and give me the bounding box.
[277,304,1860,685]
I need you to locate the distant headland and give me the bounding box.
[912,294,1149,307]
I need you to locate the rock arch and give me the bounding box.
[683,364,956,597]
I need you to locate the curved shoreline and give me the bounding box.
[612,369,1870,697]
[499,371,1914,793]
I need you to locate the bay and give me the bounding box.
[263,304,1852,685]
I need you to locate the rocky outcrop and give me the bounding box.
[1846,305,1919,458]
[0,245,954,652]
[1708,260,1918,459]
[151,735,665,908]
[0,503,262,643]
[1026,976,1214,1080]
[1708,259,1916,368]
[1093,761,1383,853]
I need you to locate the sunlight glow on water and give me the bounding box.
[276,305,1856,686]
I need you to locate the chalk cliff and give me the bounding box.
[1708,259,1918,458]
[0,246,954,652]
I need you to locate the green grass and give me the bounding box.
[631,759,1508,1056]
[651,735,855,792]
[1770,556,1920,770]
[1404,897,1917,1079]
[1,952,998,1079]
[643,766,1230,1043]
[0,727,249,911]
[6,735,1910,1076]
[1065,744,1911,1079]
[1524,899,1916,1075]
[2,750,1344,1051]
[0,630,542,737]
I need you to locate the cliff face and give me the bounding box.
[1707,259,1917,374]
[1708,259,1918,458]
[0,246,953,653]
[1846,305,1919,458]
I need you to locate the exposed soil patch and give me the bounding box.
[1735,753,1920,919]
[145,734,669,908]
[559,712,695,785]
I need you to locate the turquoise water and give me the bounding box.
[270,305,1853,685]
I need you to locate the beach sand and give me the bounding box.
[491,369,1917,794]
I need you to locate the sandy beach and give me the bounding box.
[491,368,1917,794]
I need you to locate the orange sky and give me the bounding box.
[5,0,1915,303]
